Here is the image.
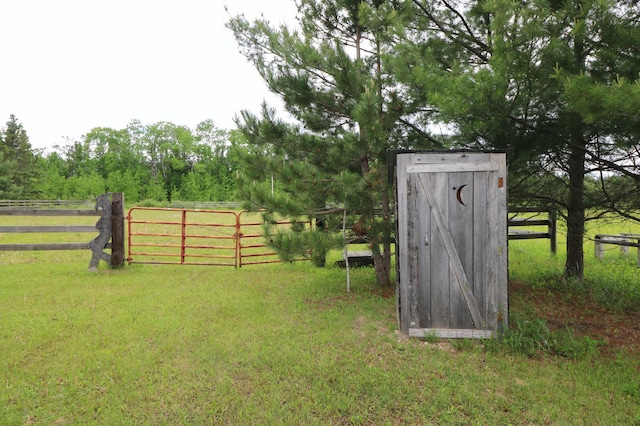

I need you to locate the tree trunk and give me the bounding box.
[373,182,392,286]
[564,132,586,279]
[564,19,588,280]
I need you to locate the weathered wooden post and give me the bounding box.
[618,235,630,256]
[88,194,113,271]
[88,192,125,271]
[621,233,640,267]
[549,209,557,255]
[110,192,125,268]
[594,235,605,260]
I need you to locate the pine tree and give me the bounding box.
[227,0,437,284]
[0,151,19,199]
[0,115,41,198]
[390,0,640,279]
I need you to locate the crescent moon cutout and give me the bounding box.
[455,184,467,206]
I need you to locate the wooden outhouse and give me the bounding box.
[394,151,508,338]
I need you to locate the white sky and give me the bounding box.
[0,0,298,150]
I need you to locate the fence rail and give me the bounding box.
[594,233,640,267]
[4,201,560,267]
[169,201,241,210]
[0,209,103,217]
[0,213,101,251]
[0,199,94,209]
[0,225,97,233]
[508,207,557,254]
[127,207,240,267]
[127,207,307,267]
[0,193,125,270]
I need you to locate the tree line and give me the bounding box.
[3,0,640,283]
[0,115,237,203]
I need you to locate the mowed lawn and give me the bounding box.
[1,211,640,425]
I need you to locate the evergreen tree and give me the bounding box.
[390,0,640,279]
[0,151,19,199]
[0,115,41,198]
[227,0,437,283]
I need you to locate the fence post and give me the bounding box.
[88,194,113,271]
[620,236,630,256]
[111,192,125,268]
[549,209,557,255]
[235,212,242,268]
[594,235,605,260]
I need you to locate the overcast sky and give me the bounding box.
[0,0,297,150]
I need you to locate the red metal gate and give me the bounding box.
[236,210,306,267]
[127,207,309,267]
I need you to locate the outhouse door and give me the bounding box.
[396,152,508,338]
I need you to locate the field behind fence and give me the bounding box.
[0,207,309,269]
[2,240,640,424]
[127,207,307,267]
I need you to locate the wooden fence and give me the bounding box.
[594,233,640,267]
[0,199,95,209]
[0,193,125,270]
[2,199,559,269]
[508,207,557,254]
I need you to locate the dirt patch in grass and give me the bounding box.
[509,281,640,356]
[371,285,395,299]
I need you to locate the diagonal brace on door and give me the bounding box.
[417,175,484,329]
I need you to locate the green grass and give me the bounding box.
[1,213,640,424]
[509,215,640,312]
[1,255,639,425]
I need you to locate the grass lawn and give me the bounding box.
[1,214,639,424]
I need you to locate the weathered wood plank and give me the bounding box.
[594,236,640,248]
[408,328,496,339]
[509,232,551,240]
[110,192,125,268]
[449,171,474,329]
[428,172,450,328]
[596,233,640,240]
[414,170,431,328]
[0,209,100,216]
[417,174,484,329]
[472,171,489,329]
[510,206,549,213]
[508,219,550,226]
[507,208,556,255]
[492,153,509,333]
[0,200,93,208]
[0,225,97,233]
[396,154,411,333]
[594,234,640,268]
[0,242,113,251]
[343,250,372,259]
[407,165,422,328]
[407,162,500,174]
[0,243,90,251]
